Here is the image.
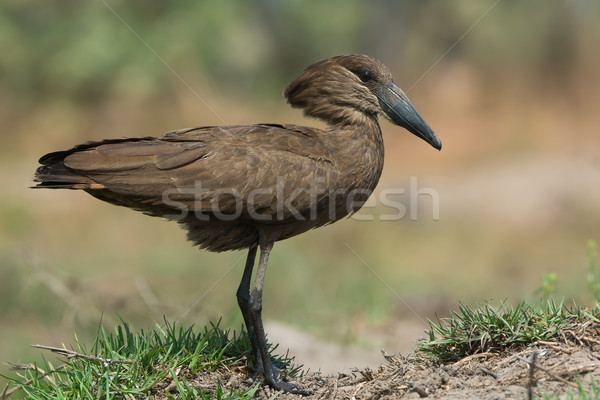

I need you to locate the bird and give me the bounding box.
[33,54,441,393]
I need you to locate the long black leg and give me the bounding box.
[236,245,263,371]
[248,233,309,394]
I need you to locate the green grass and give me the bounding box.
[586,239,600,302]
[418,300,600,399]
[3,300,599,398]
[417,300,600,362]
[1,319,301,399]
[417,242,600,363]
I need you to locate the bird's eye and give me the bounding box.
[357,70,373,82]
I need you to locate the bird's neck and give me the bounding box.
[327,112,384,153]
[328,115,385,191]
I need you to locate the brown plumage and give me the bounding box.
[34,54,441,393]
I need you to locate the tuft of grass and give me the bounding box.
[536,272,558,297]
[586,239,600,302]
[1,318,301,399]
[416,300,598,361]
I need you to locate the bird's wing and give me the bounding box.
[36,124,340,222]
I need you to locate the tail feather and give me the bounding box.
[33,138,153,189]
[33,154,103,190]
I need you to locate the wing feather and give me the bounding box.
[35,124,339,221]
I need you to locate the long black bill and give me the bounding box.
[374,82,442,150]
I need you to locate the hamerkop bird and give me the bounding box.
[34,55,441,392]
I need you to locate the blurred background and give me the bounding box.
[1,0,599,382]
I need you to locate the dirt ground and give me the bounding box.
[153,320,600,399]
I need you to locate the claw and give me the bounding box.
[264,374,310,395]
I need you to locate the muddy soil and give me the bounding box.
[156,320,600,399]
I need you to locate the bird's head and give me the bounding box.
[284,54,442,150]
